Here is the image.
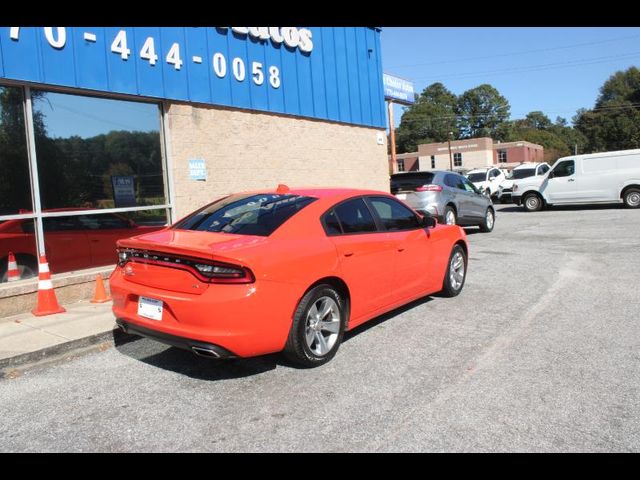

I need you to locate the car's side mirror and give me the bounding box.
[421,215,437,228]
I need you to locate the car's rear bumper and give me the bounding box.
[116,319,238,358]
[110,265,300,358]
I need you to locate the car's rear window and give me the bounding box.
[174,194,317,236]
[390,173,435,193]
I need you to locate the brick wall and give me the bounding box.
[166,103,389,219]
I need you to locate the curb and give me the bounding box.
[0,328,139,379]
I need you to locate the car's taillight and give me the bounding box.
[193,262,255,284]
[415,184,443,192]
[116,248,255,284]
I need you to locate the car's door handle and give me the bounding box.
[397,247,405,252]
[568,178,575,182]
[344,252,354,257]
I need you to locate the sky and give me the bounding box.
[380,27,640,128]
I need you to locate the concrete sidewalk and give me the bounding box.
[0,301,119,377]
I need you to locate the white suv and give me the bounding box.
[465,167,506,199]
[498,162,550,203]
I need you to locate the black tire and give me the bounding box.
[522,192,543,212]
[283,284,346,368]
[479,207,495,233]
[622,188,640,208]
[444,206,457,225]
[441,244,467,298]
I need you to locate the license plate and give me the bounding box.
[396,193,407,200]
[138,296,163,321]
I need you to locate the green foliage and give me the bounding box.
[456,84,510,139]
[394,83,459,153]
[575,67,640,152]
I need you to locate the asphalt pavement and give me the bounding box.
[1,203,639,452]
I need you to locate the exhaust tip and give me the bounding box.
[192,346,221,358]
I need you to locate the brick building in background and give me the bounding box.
[389,137,544,173]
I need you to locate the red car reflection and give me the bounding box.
[0,211,164,282]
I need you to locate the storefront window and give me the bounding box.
[31,91,165,211]
[40,209,168,275]
[0,85,32,216]
[0,219,39,283]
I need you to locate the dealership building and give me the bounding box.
[0,27,388,316]
[390,137,544,173]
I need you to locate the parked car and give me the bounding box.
[465,167,506,198]
[390,171,495,232]
[112,186,469,367]
[497,162,550,203]
[512,149,640,211]
[0,210,164,282]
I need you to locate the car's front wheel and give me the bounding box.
[444,206,457,225]
[441,244,467,297]
[284,284,346,367]
[523,192,543,212]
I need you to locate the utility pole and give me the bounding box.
[574,143,578,155]
[448,131,454,171]
[388,101,397,171]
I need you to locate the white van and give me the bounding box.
[497,162,550,203]
[512,149,640,212]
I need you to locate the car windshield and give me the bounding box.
[511,168,536,179]
[467,173,486,183]
[174,194,317,236]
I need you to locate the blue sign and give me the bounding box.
[111,176,136,207]
[383,73,415,105]
[0,27,386,128]
[189,159,207,181]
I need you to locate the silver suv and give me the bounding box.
[390,170,495,232]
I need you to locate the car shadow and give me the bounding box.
[497,204,625,213]
[112,329,278,381]
[343,295,433,343]
[462,227,483,235]
[112,295,436,378]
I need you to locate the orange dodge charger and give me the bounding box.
[112,186,469,367]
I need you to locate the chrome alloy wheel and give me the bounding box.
[486,209,494,229]
[445,209,456,225]
[449,251,465,291]
[305,296,341,356]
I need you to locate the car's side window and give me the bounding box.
[328,198,377,235]
[461,178,477,194]
[539,164,550,175]
[367,196,421,231]
[552,160,575,178]
[444,174,458,189]
[323,209,342,235]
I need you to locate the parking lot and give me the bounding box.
[1,203,639,452]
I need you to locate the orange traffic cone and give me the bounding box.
[90,275,111,303]
[32,255,66,316]
[7,252,20,282]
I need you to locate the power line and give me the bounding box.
[384,33,640,69]
[410,51,640,82]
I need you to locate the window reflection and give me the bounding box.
[38,210,167,275]
[0,219,39,283]
[0,86,32,215]
[31,91,165,211]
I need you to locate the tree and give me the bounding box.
[457,84,510,139]
[574,67,640,152]
[521,111,552,130]
[394,82,459,153]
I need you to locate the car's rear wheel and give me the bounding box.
[479,207,495,233]
[444,206,457,225]
[441,244,467,297]
[523,193,543,212]
[623,188,640,208]
[284,284,346,367]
